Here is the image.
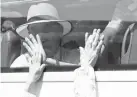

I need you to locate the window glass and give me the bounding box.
[1,0,137,71]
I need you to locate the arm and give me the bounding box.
[74,29,104,97]
[22,35,46,97]
[101,0,136,53]
[97,0,134,64]
[74,66,96,97]
[102,19,132,52]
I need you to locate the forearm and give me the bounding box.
[23,82,37,97]
[74,66,97,97]
[101,19,132,53]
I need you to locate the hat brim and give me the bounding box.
[16,20,72,39]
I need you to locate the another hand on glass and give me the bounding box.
[79,29,104,67]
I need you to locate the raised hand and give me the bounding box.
[74,29,103,97]
[79,29,104,67]
[23,34,46,63]
[24,41,46,96]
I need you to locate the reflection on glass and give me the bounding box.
[1,0,137,70]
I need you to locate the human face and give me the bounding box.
[28,22,63,58]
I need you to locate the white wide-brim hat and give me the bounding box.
[16,3,72,38]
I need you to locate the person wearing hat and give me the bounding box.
[11,3,105,68]
[11,3,80,67]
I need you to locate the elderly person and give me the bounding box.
[11,3,81,67]
[23,29,104,97]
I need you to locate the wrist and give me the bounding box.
[25,81,36,92]
[76,65,95,80]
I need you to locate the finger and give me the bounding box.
[36,34,42,47]
[87,29,97,44]
[90,29,96,41]
[85,29,97,48]
[38,50,42,64]
[29,34,37,45]
[96,40,103,54]
[79,47,87,67]
[85,35,93,50]
[24,53,31,63]
[100,34,104,41]
[85,32,89,44]
[87,34,94,44]
[79,47,85,62]
[79,47,85,57]
[92,29,101,49]
[92,29,97,39]
[25,37,34,50]
[93,29,97,35]
[23,42,33,56]
[36,34,45,62]
[35,52,40,64]
[40,64,47,72]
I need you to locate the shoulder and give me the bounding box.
[10,54,29,68]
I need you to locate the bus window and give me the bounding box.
[1,0,137,71]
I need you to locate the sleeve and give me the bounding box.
[74,66,96,97]
[106,18,122,29]
[102,0,135,46]
[23,91,36,97]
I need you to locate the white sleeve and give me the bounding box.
[74,66,97,97]
[107,18,122,29]
[10,54,29,68]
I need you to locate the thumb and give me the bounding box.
[40,64,47,72]
[79,47,84,56]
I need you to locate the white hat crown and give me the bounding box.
[16,3,72,38]
[27,3,59,21]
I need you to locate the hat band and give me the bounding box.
[27,15,58,23]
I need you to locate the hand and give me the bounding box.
[24,46,46,95]
[23,34,46,63]
[25,46,46,83]
[79,29,104,67]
